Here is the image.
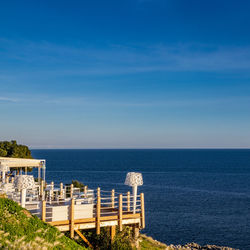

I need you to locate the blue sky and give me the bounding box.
[0,0,250,148]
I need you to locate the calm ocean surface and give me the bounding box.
[31,149,250,249]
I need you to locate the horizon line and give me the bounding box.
[30,147,250,150]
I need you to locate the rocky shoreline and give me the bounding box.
[140,234,237,250]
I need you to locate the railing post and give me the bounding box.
[118,194,123,231]
[51,181,54,200]
[111,189,115,209]
[42,200,46,222]
[70,184,74,198]
[38,166,41,184]
[127,191,130,212]
[96,190,101,235]
[140,193,145,229]
[60,183,63,198]
[70,198,75,238]
[84,185,88,198]
[40,180,44,198]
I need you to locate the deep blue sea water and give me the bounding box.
[31,149,250,250]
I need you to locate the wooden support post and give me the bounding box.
[118,194,123,231]
[127,191,130,212]
[42,200,46,222]
[70,184,74,198]
[97,187,100,197]
[70,198,75,238]
[140,193,145,229]
[111,189,115,209]
[60,183,63,198]
[133,225,140,248]
[110,226,116,242]
[75,229,93,249]
[96,193,101,235]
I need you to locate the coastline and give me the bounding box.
[139,234,237,250]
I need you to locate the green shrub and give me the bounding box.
[73,227,133,250]
[72,180,85,192]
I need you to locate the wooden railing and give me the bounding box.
[39,187,145,237]
[1,179,145,240]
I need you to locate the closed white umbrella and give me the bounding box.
[125,172,143,214]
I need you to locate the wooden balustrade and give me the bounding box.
[70,184,74,198]
[118,194,123,231]
[111,189,115,208]
[70,198,75,238]
[140,193,145,229]
[37,187,145,243]
[96,188,101,234]
[127,191,130,212]
[84,186,88,197]
[51,181,54,200]
[60,183,63,198]
[40,180,44,197]
[42,200,46,222]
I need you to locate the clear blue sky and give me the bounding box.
[0,0,250,148]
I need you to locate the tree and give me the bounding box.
[0,140,32,158]
[0,140,33,173]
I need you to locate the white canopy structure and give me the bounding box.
[0,157,45,168]
[0,157,46,183]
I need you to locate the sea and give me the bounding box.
[31,149,250,250]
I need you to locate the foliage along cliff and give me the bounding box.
[0,140,32,159]
[0,198,85,249]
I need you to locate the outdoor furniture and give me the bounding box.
[125,172,143,214]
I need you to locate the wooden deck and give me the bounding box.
[49,212,142,231]
[1,176,145,247]
[40,189,145,240]
[0,158,146,248]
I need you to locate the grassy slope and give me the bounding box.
[139,234,167,250]
[0,198,86,249]
[0,197,169,250]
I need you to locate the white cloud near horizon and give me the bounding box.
[0,96,19,102]
[1,92,249,109]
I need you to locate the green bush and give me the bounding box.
[72,180,85,192]
[0,140,32,158]
[73,227,133,250]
